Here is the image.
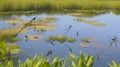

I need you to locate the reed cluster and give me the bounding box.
[1,0,120,12]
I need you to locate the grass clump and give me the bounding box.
[0,40,20,60]
[0,52,95,67]
[109,60,120,67]
[47,35,76,43]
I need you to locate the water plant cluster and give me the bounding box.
[0,51,95,67]
[0,40,20,60]
[46,35,76,43]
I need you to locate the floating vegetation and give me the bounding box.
[75,18,106,27]
[25,17,57,31]
[69,13,83,17]
[5,18,25,25]
[79,43,89,47]
[0,25,26,36]
[69,10,108,17]
[27,35,43,41]
[68,38,76,43]
[81,38,96,43]
[74,17,85,22]
[27,23,56,31]
[37,17,56,23]
[47,35,75,43]
[85,20,106,27]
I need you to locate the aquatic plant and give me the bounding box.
[69,52,95,67]
[68,38,75,43]
[47,35,76,43]
[109,60,120,67]
[37,17,56,23]
[26,35,43,41]
[0,52,95,67]
[25,17,56,31]
[81,38,96,43]
[5,18,25,25]
[69,10,108,17]
[79,43,90,47]
[0,40,20,60]
[75,17,106,27]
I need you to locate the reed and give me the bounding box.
[1,0,120,12]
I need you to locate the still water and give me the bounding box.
[0,11,120,67]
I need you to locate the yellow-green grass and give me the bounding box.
[1,0,120,12]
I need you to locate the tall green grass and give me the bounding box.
[1,0,120,12]
[0,52,95,67]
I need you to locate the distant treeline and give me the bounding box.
[1,0,120,12]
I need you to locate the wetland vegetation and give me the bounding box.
[0,0,120,67]
[1,0,120,12]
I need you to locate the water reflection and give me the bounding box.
[109,36,118,48]
[63,25,72,35]
[63,43,72,52]
[47,50,52,56]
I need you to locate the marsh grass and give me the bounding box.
[1,0,120,12]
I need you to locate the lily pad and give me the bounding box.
[80,43,89,47]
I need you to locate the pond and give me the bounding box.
[0,11,120,67]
